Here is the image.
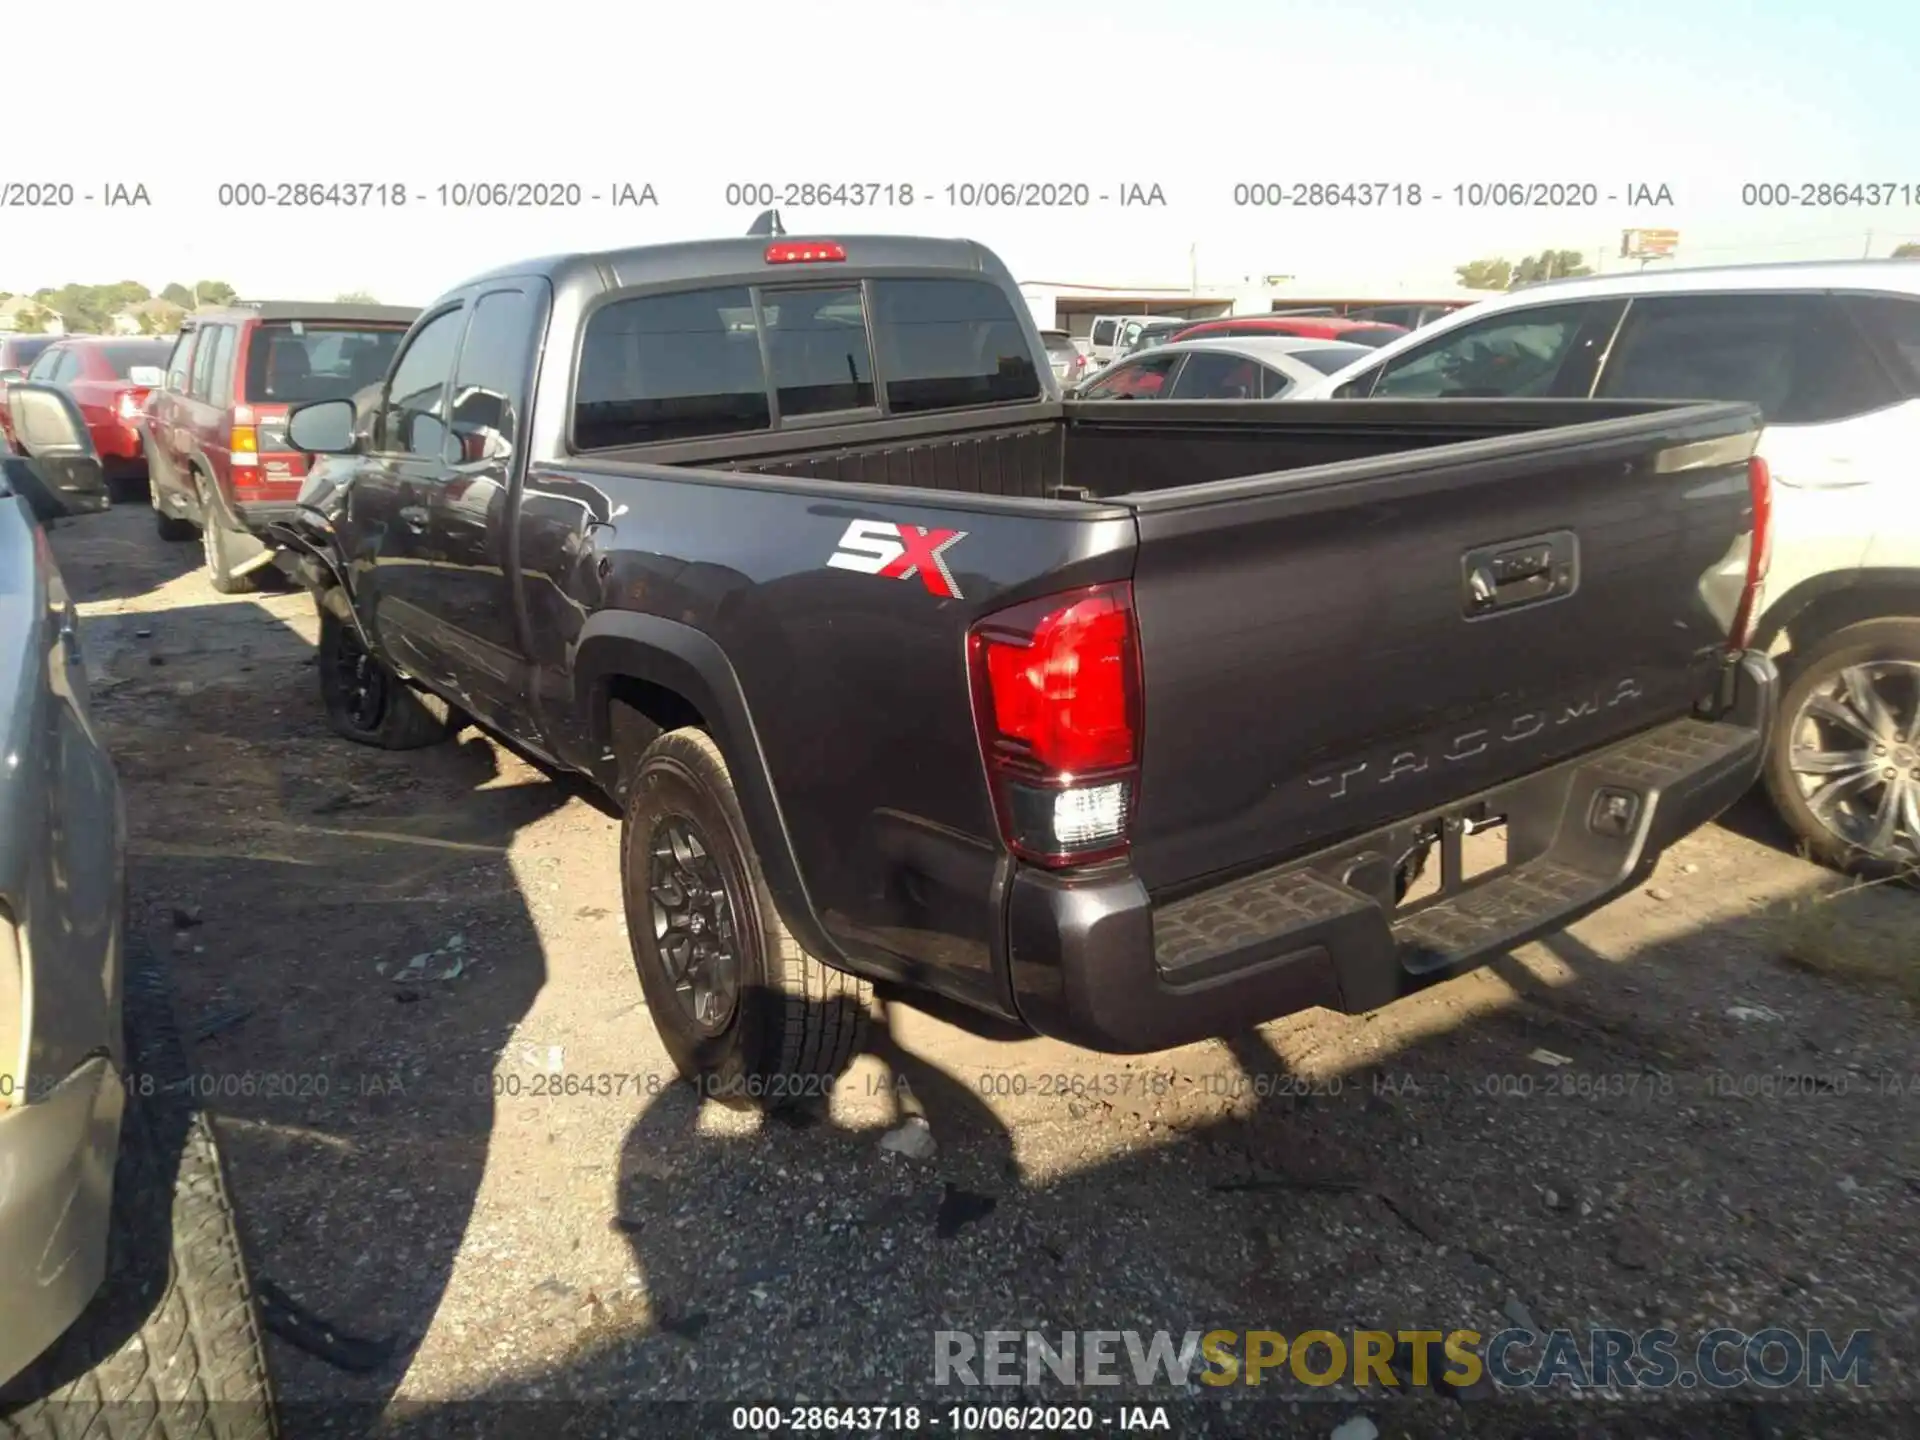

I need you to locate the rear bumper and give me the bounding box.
[0,1057,125,1387]
[230,500,301,535]
[1006,651,1777,1054]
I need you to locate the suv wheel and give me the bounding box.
[146,440,195,542]
[0,935,279,1438]
[621,727,869,1107]
[196,481,258,596]
[1764,617,1920,877]
[315,597,462,749]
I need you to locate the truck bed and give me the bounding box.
[581,396,1721,504]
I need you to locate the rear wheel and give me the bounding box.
[1764,617,1920,877]
[315,601,463,750]
[621,728,869,1107]
[146,440,195,541]
[197,480,257,595]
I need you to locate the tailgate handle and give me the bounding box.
[1463,531,1578,617]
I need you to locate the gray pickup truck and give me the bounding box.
[273,227,1778,1101]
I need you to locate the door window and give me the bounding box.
[1846,293,1920,394]
[1090,318,1118,348]
[1080,352,1181,399]
[376,306,466,457]
[165,331,196,391]
[189,325,224,399]
[449,288,535,460]
[1594,294,1899,425]
[1168,350,1263,399]
[1370,302,1612,398]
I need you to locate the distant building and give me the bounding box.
[111,297,187,335]
[0,295,66,334]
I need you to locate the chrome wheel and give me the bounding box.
[648,817,741,1033]
[1787,660,1920,864]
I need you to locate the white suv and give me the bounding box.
[1303,261,1920,875]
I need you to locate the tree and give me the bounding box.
[195,280,237,306]
[1456,258,1513,291]
[1512,249,1593,285]
[1894,242,1920,259]
[160,282,195,307]
[335,290,378,304]
[10,306,47,335]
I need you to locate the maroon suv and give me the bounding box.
[145,300,417,591]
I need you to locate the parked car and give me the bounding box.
[1038,329,1089,389]
[1116,318,1197,358]
[0,335,62,384]
[1170,315,1409,348]
[0,386,110,518]
[271,227,1773,1095]
[1346,302,1468,329]
[143,300,419,593]
[0,337,174,500]
[1074,336,1375,400]
[1085,313,1193,367]
[1301,260,1920,874]
[0,394,279,1437]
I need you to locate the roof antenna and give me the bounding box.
[746,208,786,238]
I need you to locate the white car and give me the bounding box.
[1074,335,1376,401]
[1300,260,1920,873]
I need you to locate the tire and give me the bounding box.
[315,601,462,750]
[622,727,869,1107]
[0,937,279,1439]
[196,478,257,596]
[1763,617,1920,878]
[154,499,196,543]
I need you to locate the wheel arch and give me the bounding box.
[1754,568,1920,674]
[572,610,843,969]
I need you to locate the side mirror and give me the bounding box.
[0,369,25,385]
[287,397,358,454]
[5,383,108,515]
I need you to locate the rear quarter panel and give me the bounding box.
[524,461,1134,1008]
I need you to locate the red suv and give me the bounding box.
[145,300,418,591]
[0,336,174,498]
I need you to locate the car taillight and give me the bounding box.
[765,241,846,263]
[231,424,258,467]
[1728,455,1772,650]
[118,389,149,420]
[967,582,1142,867]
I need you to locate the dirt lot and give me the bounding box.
[48,499,1920,1438]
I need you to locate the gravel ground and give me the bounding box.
[46,500,1920,1439]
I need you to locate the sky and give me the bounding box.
[6,0,1919,305]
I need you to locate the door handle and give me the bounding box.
[1462,531,1578,617]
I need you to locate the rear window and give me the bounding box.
[1042,333,1078,356]
[1293,343,1373,375]
[869,278,1040,413]
[1346,326,1408,349]
[572,275,1038,448]
[244,322,406,405]
[97,340,173,381]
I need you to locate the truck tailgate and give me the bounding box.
[1122,402,1762,894]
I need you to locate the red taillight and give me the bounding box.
[1729,454,1772,650]
[766,241,847,264]
[118,389,148,420]
[968,582,1142,867]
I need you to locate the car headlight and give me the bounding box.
[0,905,22,1110]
